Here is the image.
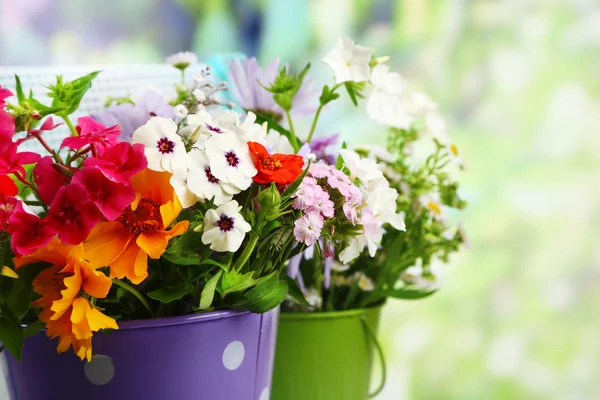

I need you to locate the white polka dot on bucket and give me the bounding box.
[259,387,270,400]
[222,341,245,371]
[84,355,115,385]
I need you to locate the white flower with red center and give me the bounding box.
[204,132,257,191]
[202,200,251,252]
[132,117,186,173]
[322,37,374,84]
[186,148,238,205]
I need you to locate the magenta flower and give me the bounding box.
[33,156,72,205]
[72,167,135,221]
[228,57,318,120]
[0,86,14,138]
[45,183,102,245]
[0,136,41,176]
[7,202,57,256]
[0,196,19,232]
[16,117,61,146]
[60,116,120,155]
[84,142,147,184]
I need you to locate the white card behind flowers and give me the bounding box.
[0,64,205,152]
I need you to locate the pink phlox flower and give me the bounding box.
[84,142,147,184]
[45,183,102,245]
[0,196,19,231]
[60,116,121,155]
[16,117,62,145]
[0,86,14,138]
[72,167,136,221]
[33,156,73,204]
[293,212,324,246]
[7,202,57,256]
[0,136,41,176]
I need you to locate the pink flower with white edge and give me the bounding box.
[61,116,120,155]
[202,200,251,252]
[294,212,324,246]
[204,131,257,191]
[84,142,147,184]
[132,117,186,173]
[186,148,237,206]
[72,167,136,221]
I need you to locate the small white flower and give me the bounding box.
[367,64,413,129]
[447,142,464,168]
[304,288,323,309]
[340,149,384,183]
[408,91,438,116]
[132,117,187,173]
[366,178,406,231]
[401,259,444,291]
[186,148,237,205]
[170,160,200,209]
[234,112,294,154]
[186,110,233,147]
[173,104,188,118]
[424,111,450,144]
[192,89,207,102]
[166,51,197,70]
[322,37,374,84]
[339,235,366,264]
[355,272,375,291]
[330,261,350,272]
[204,131,257,191]
[202,200,251,252]
[420,194,444,219]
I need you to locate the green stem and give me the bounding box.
[306,104,323,144]
[284,109,300,152]
[62,115,78,137]
[112,279,156,318]
[233,234,259,272]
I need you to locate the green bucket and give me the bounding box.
[271,304,385,400]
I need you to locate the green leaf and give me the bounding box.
[231,272,289,313]
[162,226,204,265]
[282,162,310,200]
[14,75,25,102]
[48,71,101,117]
[23,320,45,338]
[384,287,438,300]
[7,286,32,319]
[199,270,223,310]
[319,84,340,106]
[0,310,24,362]
[283,275,311,307]
[344,82,359,106]
[219,270,256,296]
[336,142,348,170]
[199,259,229,272]
[148,285,194,304]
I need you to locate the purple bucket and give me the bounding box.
[1,307,279,400]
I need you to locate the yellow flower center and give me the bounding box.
[119,197,163,236]
[427,201,442,216]
[261,156,283,171]
[449,144,459,157]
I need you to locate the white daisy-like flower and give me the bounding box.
[173,104,188,118]
[186,148,237,205]
[355,272,375,291]
[204,131,257,191]
[202,200,252,252]
[340,149,384,183]
[447,142,464,168]
[132,117,187,173]
[367,64,413,129]
[322,37,374,84]
[166,51,198,70]
[419,193,444,219]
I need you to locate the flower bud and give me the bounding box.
[257,184,281,220]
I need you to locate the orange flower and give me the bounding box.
[15,239,117,361]
[83,169,189,284]
[248,141,304,185]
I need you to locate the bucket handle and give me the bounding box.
[360,316,387,398]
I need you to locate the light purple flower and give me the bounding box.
[228,56,318,121]
[92,90,174,142]
[309,133,339,164]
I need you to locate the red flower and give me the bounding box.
[0,196,19,232]
[7,202,57,255]
[72,167,135,221]
[33,156,73,204]
[0,136,40,176]
[0,175,17,198]
[84,142,147,184]
[45,184,102,245]
[247,141,304,185]
[0,86,12,107]
[0,86,14,138]
[60,116,120,155]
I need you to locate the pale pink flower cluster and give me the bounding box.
[292,162,362,247]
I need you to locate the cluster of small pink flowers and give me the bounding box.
[292,162,363,246]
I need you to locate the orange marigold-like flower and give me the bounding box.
[83,169,189,284]
[247,141,304,185]
[15,239,117,361]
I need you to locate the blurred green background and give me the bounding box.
[2,0,599,399]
